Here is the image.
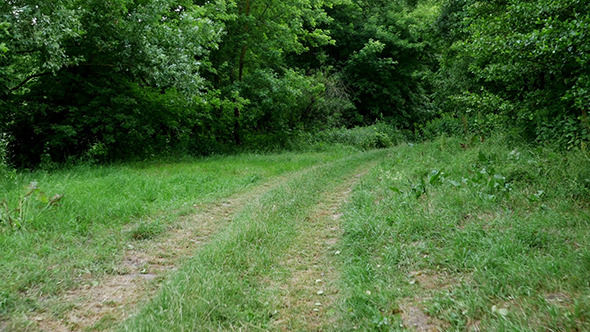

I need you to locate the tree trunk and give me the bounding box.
[233,0,251,146]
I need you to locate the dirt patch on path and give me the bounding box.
[271,164,375,331]
[29,176,292,332]
[401,305,441,332]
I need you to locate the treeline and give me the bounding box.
[1,0,588,167]
[430,0,589,149]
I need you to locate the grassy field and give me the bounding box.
[0,149,355,330]
[1,137,589,331]
[337,136,590,331]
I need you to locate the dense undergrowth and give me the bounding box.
[296,124,406,152]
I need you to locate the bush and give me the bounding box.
[536,116,590,151]
[420,114,467,140]
[296,124,405,151]
[433,0,590,148]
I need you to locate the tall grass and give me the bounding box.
[291,123,406,151]
[337,135,590,330]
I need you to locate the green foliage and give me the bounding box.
[420,113,467,139]
[1,0,222,166]
[2,0,588,165]
[0,133,10,174]
[306,71,357,128]
[240,68,324,136]
[0,21,9,54]
[201,0,338,145]
[432,0,590,147]
[536,114,590,150]
[297,123,405,151]
[324,0,440,127]
[462,152,513,201]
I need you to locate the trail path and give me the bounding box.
[271,163,376,331]
[33,173,299,332]
[27,158,378,332]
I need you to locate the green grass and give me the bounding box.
[337,135,590,330]
[0,148,354,323]
[121,149,387,331]
[1,135,589,331]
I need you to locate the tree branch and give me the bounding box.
[9,72,51,93]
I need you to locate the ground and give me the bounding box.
[1,137,588,331]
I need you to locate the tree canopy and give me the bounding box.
[1,0,588,166]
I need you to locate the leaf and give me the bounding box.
[390,186,402,194]
[428,169,442,185]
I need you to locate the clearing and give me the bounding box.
[1,137,589,331]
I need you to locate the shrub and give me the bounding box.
[302,124,405,151]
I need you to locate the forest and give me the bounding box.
[1,0,587,166]
[1,0,589,331]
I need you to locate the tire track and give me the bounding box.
[29,172,307,332]
[271,162,377,331]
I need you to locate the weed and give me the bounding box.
[407,169,446,199]
[1,182,63,229]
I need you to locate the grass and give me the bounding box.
[1,134,589,331]
[0,148,355,326]
[121,149,387,331]
[336,135,590,330]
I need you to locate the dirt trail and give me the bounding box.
[31,174,295,332]
[271,164,375,331]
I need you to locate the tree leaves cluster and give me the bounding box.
[432,0,589,148]
[1,0,222,165]
[324,0,439,127]
[1,0,588,166]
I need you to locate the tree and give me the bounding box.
[323,0,440,128]
[433,0,590,146]
[202,0,336,145]
[1,0,222,165]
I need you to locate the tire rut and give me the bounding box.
[29,173,302,332]
[271,162,377,331]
